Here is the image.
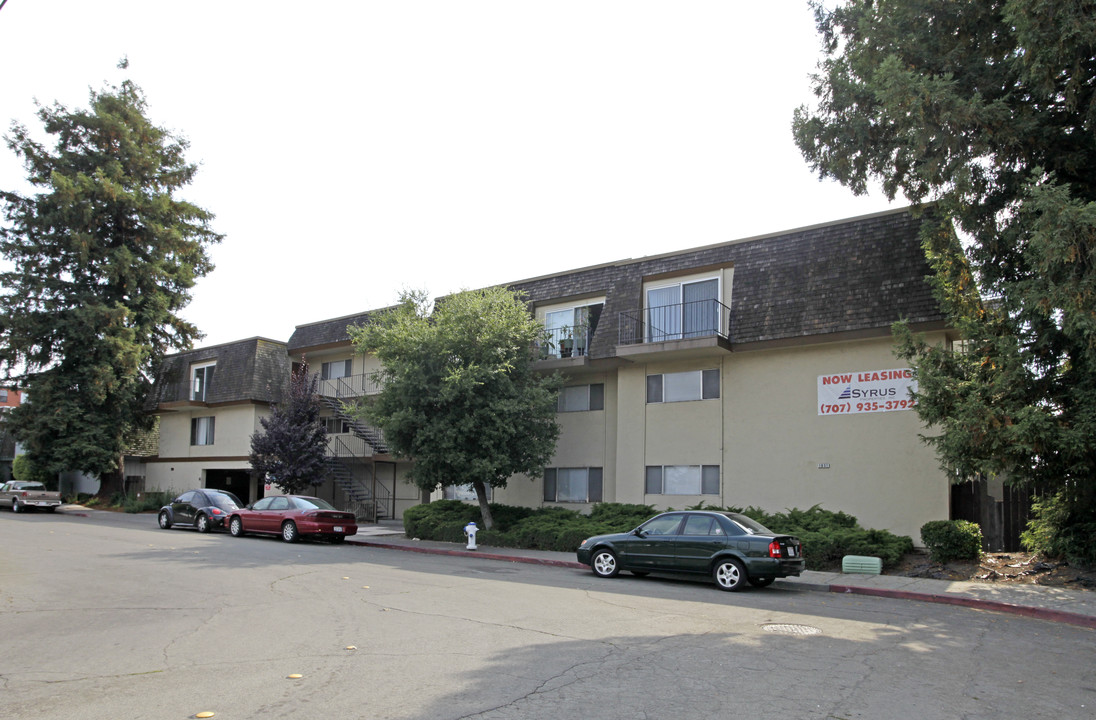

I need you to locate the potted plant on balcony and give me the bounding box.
[559,327,574,358]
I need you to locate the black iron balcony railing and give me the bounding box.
[618,298,732,346]
[316,372,383,399]
[538,325,591,359]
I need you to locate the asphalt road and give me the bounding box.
[2,509,1093,720]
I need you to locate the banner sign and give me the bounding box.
[817,368,917,416]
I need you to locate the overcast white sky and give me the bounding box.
[0,1,899,348]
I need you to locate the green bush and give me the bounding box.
[401,500,914,563]
[1021,491,1096,568]
[920,520,983,563]
[689,503,913,570]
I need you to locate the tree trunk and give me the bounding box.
[472,480,494,530]
[95,454,126,500]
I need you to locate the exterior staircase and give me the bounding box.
[316,374,393,522]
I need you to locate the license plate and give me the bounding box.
[787,547,797,557]
[334,526,344,533]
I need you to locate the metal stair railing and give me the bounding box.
[325,434,393,522]
[315,373,390,455]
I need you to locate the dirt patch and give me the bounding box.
[886,550,1096,591]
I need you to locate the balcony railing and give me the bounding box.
[538,326,591,359]
[316,372,383,400]
[618,298,732,346]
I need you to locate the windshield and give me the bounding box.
[725,512,774,535]
[291,496,337,511]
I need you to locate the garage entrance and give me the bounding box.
[205,469,260,504]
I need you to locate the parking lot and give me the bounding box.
[2,509,1093,720]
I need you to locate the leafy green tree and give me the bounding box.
[792,0,1096,560]
[249,358,330,495]
[0,63,221,497]
[350,287,562,529]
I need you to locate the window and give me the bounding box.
[645,465,720,495]
[324,417,351,434]
[191,363,215,401]
[322,359,352,380]
[543,467,603,503]
[647,369,719,403]
[190,416,215,446]
[646,277,719,341]
[543,303,603,358]
[0,390,7,403]
[557,384,605,412]
[682,514,724,536]
[268,496,290,510]
[444,484,492,502]
[252,497,274,511]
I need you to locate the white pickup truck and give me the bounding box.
[0,481,63,513]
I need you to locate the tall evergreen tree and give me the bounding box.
[792,1,1096,562]
[249,358,330,495]
[0,63,221,496]
[350,288,562,529]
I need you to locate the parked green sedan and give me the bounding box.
[576,510,805,591]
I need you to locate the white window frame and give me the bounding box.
[444,483,491,502]
[191,362,216,402]
[647,369,720,403]
[645,465,720,495]
[645,276,721,342]
[191,416,215,446]
[557,383,605,412]
[322,359,353,380]
[540,301,604,359]
[543,467,604,503]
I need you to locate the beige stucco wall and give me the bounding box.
[722,335,948,540]
[603,334,948,540]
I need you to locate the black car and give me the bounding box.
[158,489,244,533]
[576,510,805,591]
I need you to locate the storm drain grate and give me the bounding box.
[761,623,822,636]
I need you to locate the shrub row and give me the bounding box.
[402,500,914,571]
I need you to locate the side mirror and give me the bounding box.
[633,528,646,538]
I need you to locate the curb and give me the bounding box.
[348,537,1096,629]
[348,538,586,569]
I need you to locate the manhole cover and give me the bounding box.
[761,623,822,636]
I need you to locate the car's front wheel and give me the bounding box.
[229,516,245,537]
[196,514,211,533]
[591,549,619,578]
[748,576,775,588]
[713,558,747,591]
[158,510,172,529]
[281,521,299,543]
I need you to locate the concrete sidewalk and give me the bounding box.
[347,525,1096,630]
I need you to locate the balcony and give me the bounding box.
[617,299,733,359]
[316,373,383,400]
[538,325,591,360]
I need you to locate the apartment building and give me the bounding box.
[145,207,952,538]
[144,337,291,504]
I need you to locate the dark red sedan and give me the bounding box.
[226,495,358,543]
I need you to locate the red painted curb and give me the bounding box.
[829,584,1096,630]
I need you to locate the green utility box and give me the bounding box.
[842,555,883,575]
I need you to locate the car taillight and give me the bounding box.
[210,508,223,515]
[768,541,783,558]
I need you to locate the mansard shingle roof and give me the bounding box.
[509,207,944,357]
[280,207,945,361]
[287,311,377,355]
[145,337,290,410]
